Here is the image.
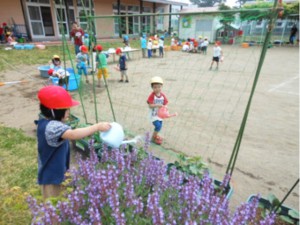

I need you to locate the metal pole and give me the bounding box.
[118,0,122,38]
[140,0,143,36]
[280,18,287,46]
[153,3,156,34]
[168,4,172,35]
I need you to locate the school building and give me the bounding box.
[0,0,188,42]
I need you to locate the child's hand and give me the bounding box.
[97,122,111,132]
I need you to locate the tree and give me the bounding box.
[190,0,222,7]
[240,2,272,21]
[219,4,236,24]
[240,1,299,21]
[218,4,237,43]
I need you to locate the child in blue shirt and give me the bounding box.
[116,48,128,82]
[140,34,147,58]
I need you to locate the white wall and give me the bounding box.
[179,15,220,42]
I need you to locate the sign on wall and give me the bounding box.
[182,16,192,28]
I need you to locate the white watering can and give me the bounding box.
[100,122,142,148]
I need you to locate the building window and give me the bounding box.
[113,3,127,36]
[128,5,139,35]
[54,1,75,35]
[142,7,151,34]
[156,7,164,32]
[77,0,90,7]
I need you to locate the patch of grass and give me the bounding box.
[0,38,171,72]
[0,125,39,225]
[0,45,67,72]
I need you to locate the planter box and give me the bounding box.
[72,138,102,157]
[38,113,80,129]
[247,195,299,224]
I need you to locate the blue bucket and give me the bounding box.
[14,44,24,50]
[51,73,81,91]
[24,44,35,50]
[38,65,51,78]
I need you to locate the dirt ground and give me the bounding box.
[0,45,298,211]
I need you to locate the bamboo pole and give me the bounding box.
[77,8,273,20]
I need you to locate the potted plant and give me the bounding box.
[247,194,299,225]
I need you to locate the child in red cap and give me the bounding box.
[116,48,129,82]
[37,86,111,200]
[95,44,109,87]
[76,45,89,83]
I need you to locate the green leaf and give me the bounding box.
[279,215,295,224]
[267,194,280,208]
[189,165,199,176]
[288,209,300,219]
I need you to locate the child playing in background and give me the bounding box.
[70,22,84,55]
[159,36,164,58]
[48,55,70,89]
[6,32,17,46]
[96,44,109,87]
[201,38,209,55]
[84,33,90,50]
[198,36,203,52]
[147,39,152,58]
[152,35,158,55]
[209,42,223,70]
[140,34,147,58]
[116,48,129,83]
[36,85,111,200]
[147,76,168,145]
[76,45,89,83]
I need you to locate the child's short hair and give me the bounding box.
[40,104,67,121]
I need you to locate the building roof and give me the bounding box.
[144,0,190,6]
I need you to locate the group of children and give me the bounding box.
[36,73,167,199]
[180,36,209,54]
[141,34,165,58]
[48,43,128,88]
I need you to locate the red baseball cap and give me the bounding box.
[116,48,122,54]
[38,86,80,109]
[80,45,88,53]
[96,44,102,51]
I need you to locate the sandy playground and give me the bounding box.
[0,45,298,210]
